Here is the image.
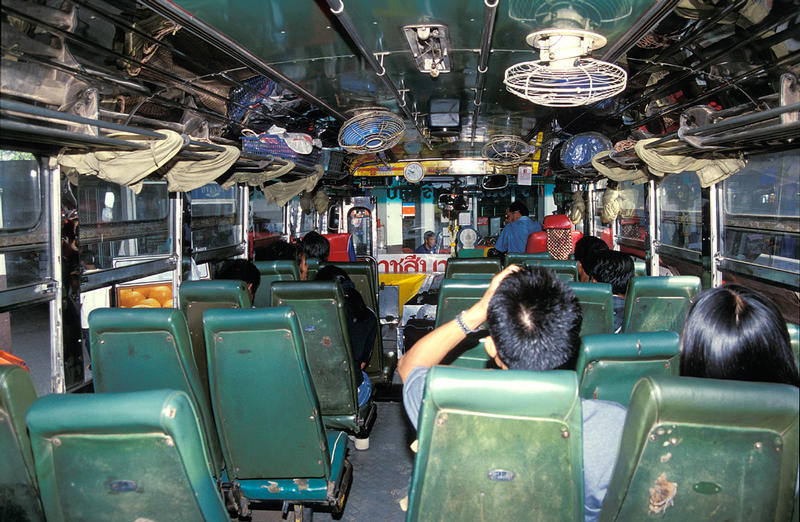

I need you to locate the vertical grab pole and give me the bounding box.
[171,192,182,308]
[587,183,596,237]
[48,164,65,393]
[238,185,250,259]
[708,183,722,287]
[648,179,659,276]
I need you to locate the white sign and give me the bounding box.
[377,254,450,274]
[517,165,532,186]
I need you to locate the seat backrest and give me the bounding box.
[600,376,799,522]
[576,331,680,406]
[505,252,552,266]
[444,258,502,279]
[323,233,356,262]
[270,281,359,422]
[633,259,646,277]
[252,260,300,308]
[329,261,386,383]
[407,367,583,521]
[203,307,332,481]
[526,230,548,253]
[787,322,799,365]
[179,280,251,394]
[0,365,44,521]
[435,279,491,368]
[26,389,229,522]
[519,259,579,281]
[88,307,223,476]
[569,282,614,337]
[621,276,701,333]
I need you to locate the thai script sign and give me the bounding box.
[377,254,449,274]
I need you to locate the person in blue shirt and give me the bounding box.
[494,201,542,253]
[398,265,626,521]
[414,230,438,254]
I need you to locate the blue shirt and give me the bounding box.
[414,244,437,254]
[495,216,542,253]
[403,366,626,522]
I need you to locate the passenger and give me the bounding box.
[398,265,626,521]
[494,201,542,253]
[315,265,376,406]
[680,285,799,386]
[574,235,610,283]
[297,231,329,280]
[414,230,438,254]
[254,239,297,261]
[215,259,260,302]
[588,250,634,333]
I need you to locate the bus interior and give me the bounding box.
[1,0,799,520]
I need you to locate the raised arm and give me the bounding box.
[397,264,520,381]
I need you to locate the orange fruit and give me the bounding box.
[160,298,174,308]
[119,290,145,308]
[147,285,172,303]
[136,298,162,308]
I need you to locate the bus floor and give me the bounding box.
[247,393,417,522]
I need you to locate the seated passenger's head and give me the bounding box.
[215,259,260,301]
[297,231,330,280]
[574,236,609,282]
[423,230,436,248]
[485,266,582,371]
[505,201,529,223]
[254,240,296,261]
[589,250,634,295]
[680,285,798,386]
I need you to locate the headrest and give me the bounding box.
[544,214,571,230]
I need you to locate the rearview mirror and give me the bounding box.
[481,174,508,190]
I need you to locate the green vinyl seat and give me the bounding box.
[330,260,391,384]
[88,307,223,477]
[569,282,614,337]
[443,257,502,279]
[435,279,491,369]
[505,252,552,266]
[179,280,251,397]
[599,376,799,522]
[26,389,229,522]
[576,331,681,407]
[271,281,377,435]
[252,260,299,308]
[633,259,647,277]
[787,322,799,365]
[0,365,44,521]
[515,258,579,281]
[305,257,320,281]
[203,308,351,518]
[621,276,701,333]
[406,367,583,521]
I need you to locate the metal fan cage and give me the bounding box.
[338,109,405,154]
[504,58,627,107]
[482,135,532,166]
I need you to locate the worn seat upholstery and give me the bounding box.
[271,281,376,435]
[407,367,583,521]
[434,279,491,368]
[88,307,223,477]
[252,260,299,308]
[516,258,579,281]
[569,282,614,336]
[0,365,44,521]
[179,280,251,396]
[443,257,502,279]
[203,308,351,516]
[26,389,229,522]
[599,376,799,521]
[330,260,391,384]
[576,331,681,406]
[621,276,701,333]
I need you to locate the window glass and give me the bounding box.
[4,303,53,395]
[287,198,317,238]
[0,151,41,231]
[722,151,799,271]
[251,190,284,236]
[659,172,702,251]
[394,184,450,253]
[78,178,171,269]
[348,207,372,256]
[616,181,647,243]
[190,184,239,251]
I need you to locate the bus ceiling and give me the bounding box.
[0,0,798,177]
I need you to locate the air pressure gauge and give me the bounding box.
[403,162,425,183]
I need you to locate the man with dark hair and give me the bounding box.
[414,230,438,254]
[494,200,542,253]
[398,265,626,522]
[216,259,261,302]
[588,250,634,332]
[297,231,330,280]
[574,236,610,283]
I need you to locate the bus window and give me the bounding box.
[348,207,372,256]
[660,172,702,252]
[78,178,170,269]
[722,150,799,272]
[251,190,285,238]
[0,151,41,231]
[287,198,317,239]
[616,181,647,246]
[190,184,239,252]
